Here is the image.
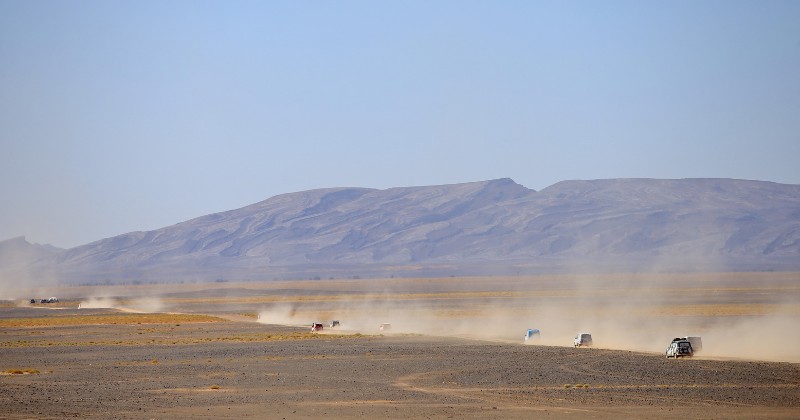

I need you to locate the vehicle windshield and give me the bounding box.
[678,342,691,348]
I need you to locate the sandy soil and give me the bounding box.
[1,273,799,418]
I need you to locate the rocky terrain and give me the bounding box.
[2,272,798,418]
[1,311,798,419]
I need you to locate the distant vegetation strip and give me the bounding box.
[1,332,364,348]
[644,303,800,316]
[0,313,226,327]
[165,291,533,304]
[161,285,800,305]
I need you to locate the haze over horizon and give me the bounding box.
[2,1,799,248]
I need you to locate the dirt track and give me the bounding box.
[1,310,799,419]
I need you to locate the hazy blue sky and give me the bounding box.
[1,1,799,248]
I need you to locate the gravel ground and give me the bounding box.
[1,311,798,419]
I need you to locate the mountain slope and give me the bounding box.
[0,236,63,268]
[9,178,800,283]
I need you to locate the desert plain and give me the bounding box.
[1,272,799,418]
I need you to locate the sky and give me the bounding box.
[1,1,799,249]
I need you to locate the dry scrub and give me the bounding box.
[0,313,226,328]
[0,331,366,348]
[3,368,39,375]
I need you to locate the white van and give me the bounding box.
[573,333,593,347]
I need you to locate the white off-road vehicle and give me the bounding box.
[665,339,693,358]
[573,333,593,347]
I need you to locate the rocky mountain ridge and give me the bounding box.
[2,178,799,283]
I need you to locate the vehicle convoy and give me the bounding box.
[310,323,324,332]
[524,329,541,342]
[37,297,58,303]
[573,333,593,347]
[666,338,694,358]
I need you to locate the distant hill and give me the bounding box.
[3,178,799,284]
[0,237,64,290]
[0,236,62,268]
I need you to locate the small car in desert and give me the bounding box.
[666,339,694,358]
[379,323,391,332]
[524,329,541,342]
[310,323,324,332]
[573,333,593,347]
[329,320,340,328]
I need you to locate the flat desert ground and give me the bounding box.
[1,272,799,418]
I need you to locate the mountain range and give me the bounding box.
[2,178,799,284]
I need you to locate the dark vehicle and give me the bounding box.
[30,299,36,304]
[310,323,324,332]
[573,333,593,347]
[666,339,694,358]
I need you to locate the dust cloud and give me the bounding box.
[254,300,799,362]
[79,296,166,313]
[6,271,797,363]
[124,297,166,313]
[699,313,800,362]
[78,297,118,308]
[253,273,800,363]
[256,303,301,325]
